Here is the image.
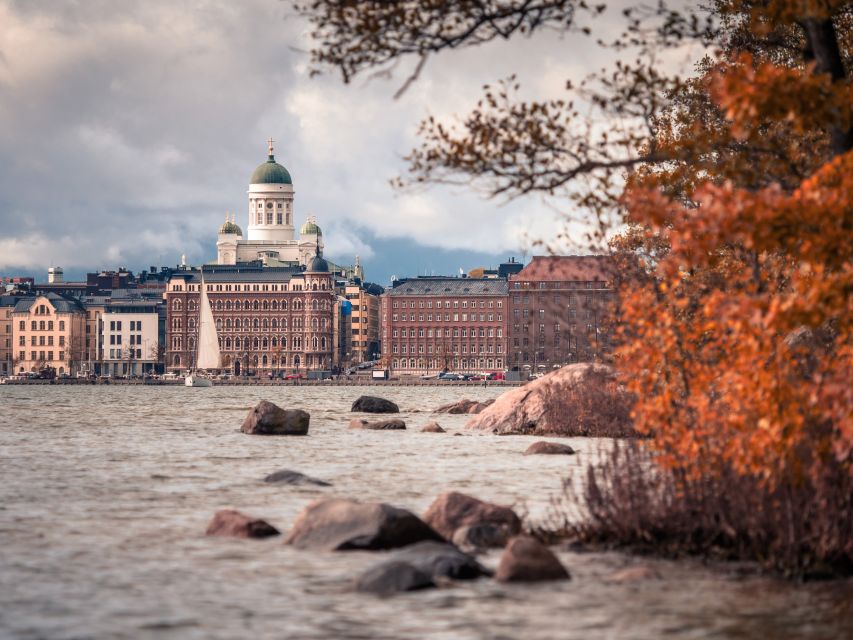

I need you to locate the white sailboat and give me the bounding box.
[186,272,220,387]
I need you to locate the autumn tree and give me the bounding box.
[297,0,853,571]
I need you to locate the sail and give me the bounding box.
[196,274,221,370]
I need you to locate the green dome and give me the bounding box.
[250,153,292,185]
[300,220,322,236]
[218,220,242,235]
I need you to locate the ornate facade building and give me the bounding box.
[165,253,335,375]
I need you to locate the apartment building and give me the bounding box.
[11,293,87,375]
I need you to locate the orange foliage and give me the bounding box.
[617,48,853,484]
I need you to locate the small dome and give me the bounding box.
[300,219,322,236]
[250,139,292,184]
[308,255,329,273]
[218,220,242,235]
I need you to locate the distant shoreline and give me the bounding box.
[2,378,526,388]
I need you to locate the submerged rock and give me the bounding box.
[263,469,331,486]
[495,536,570,582]
[466,363,634,437]
[524,441,576,456]
[349,418,407,430]
[205,509,280,539]
[389,541,490,580]
[451,523,511,552]
[356,560,436,596]
[606,565,662,583]
[351,396,400,413]
[435,399,495,414]
[241,400,310,435]
[422,491,521,541]
[420,422,446,433]
[284,498,444,551]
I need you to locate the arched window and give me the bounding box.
[281,317,287,328]
[188,337,195,351]
[262,318,269,329]
[244,301,251,310]
[294,300,302,311]
[262,355,268,366]
[253,300,259,311]
[281,337,287,348]
[172,299,182,311]
[312,299,319,311]
[173,355,181,366]
[311,317,318,329]
[321,283,327,290]
[312,336,318,349]
[225,300,232,310]
[226,318,232,329]
[225,337,232,349]
[294,318,302,329]
[271,300,278,311]
[253,337,260,350]
[262,337,268,349]
[215,300,222,311]
[321,337,326,350]
[253,318,259,329]
[215,319,222,330]
[312,284,318,291]
[188,318,196,330]
[262,300,268,310]
[272,337,278,348]
[234,318,241,330]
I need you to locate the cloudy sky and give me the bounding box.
[0,0,698,284]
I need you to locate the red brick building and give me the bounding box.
[165,255,336,375]
[381,277,509,375]
[508,256,614,373]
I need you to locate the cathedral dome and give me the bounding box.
[250,138,292,185]
[218,220,242,235]
[300,219,322,236]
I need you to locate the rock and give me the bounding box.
[388,541,490,580]
[495,536,570,582]
[263,469,331,486]
[435,398,495,414]
[466,363,636,437]
[205,509,280,539]
[451,523,511,551]
[420,422,446,433]
[284,498,444,551]
[606,565,662,583]
[356,561,436,596]
[241,400,310,435]
[351,396,400,413]
[422,492,521,541]
[349,418,407,430]
[524,441,576,456]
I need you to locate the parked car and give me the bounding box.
[486,372,505,381]
[284,373,303,380]
[438,372,464,381]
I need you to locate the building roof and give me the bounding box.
[387,278,508,296]
[173,265,304,284]
[13,292,85,313]
[510,255,613,282]
[300,219,322,236]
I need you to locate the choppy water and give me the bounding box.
[1,385,851,640]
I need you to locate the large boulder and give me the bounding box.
[351,396,400,413]
[263,469,331,486]
[284,498,444,551]
[420,422,446,433]
[356,561,435,596]
[435,399,495,414]
[466,363,635,437]
[205,509,280,539]
[241,401,310,435]
[524,441,576,456]
[349,418,406,430]
[495,536,570,582]
[422,492,521,541]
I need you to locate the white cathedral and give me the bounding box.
[216,138,324,266]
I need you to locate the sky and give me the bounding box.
[0,0,700,285]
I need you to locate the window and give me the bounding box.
[59,321,65,331]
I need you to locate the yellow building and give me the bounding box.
[344,282,383,364]
[11,294,87,376]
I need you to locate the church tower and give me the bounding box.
[246,138,295,243]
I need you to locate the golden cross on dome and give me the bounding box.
[267,137,275,155]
